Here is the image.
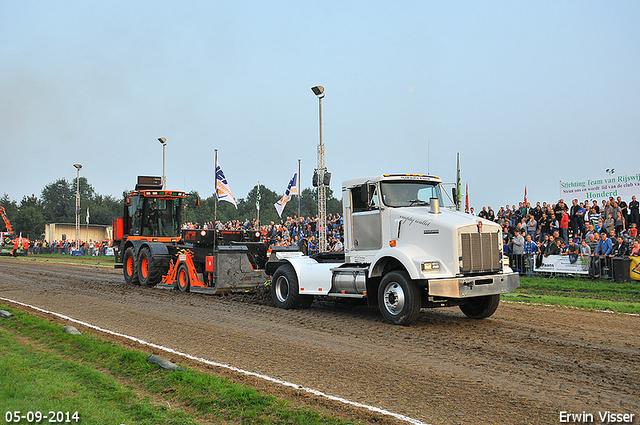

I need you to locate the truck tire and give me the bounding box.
[459,294,500,319]
[271,264,313,309]
[378,271,421,325]
[176,263,190,292]
[137,247,166,287]
[123,247,139,285]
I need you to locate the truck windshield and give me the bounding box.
[380,181,443,207]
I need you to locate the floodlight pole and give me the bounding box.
[158,138,167,189]
[312,86,327,252]
[73,163,82,251]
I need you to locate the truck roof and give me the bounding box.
[125,190,186,198]
[342,174,442,189]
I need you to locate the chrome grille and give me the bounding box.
[460,232,501,273]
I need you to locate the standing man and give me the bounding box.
[594,232,613,278]
[511,229,525,274]
[629,195,639,228]
[569,199,580,238]
[523,234,538,277]
[560,210,570,242]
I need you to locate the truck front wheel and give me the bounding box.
[459,294,500,319]
[271,264,313,309]
[378,271,421,325]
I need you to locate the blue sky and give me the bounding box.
[2,1,639,211]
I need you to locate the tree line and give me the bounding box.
[0,178,342,240]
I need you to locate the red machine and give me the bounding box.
[113,176,268,293]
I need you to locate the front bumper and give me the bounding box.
[427,272,520,298]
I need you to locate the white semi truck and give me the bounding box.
[265,173,520,325]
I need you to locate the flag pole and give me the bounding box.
[214,149,218,226]
[256,181,260,229]
[297,158,301,219]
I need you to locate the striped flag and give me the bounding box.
[465,183,469,213]
[274,163,300,217]
[215,158,237,208]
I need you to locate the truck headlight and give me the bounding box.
[421,261,440,272]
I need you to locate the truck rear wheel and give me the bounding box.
[459,294,500,319]
[176,263,191,292]
[271,264,313,309]
[137,247,166,287]
[123,247,139,285]
[378,271,421,325]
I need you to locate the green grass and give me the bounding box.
[503,275,640,314]
[0,305,355,425]
[16,253,115,266]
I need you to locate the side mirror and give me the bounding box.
[452,187,459,207]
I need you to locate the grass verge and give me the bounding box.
[15,253,115,266]
[0,305,355,425]
[504,275,640,314]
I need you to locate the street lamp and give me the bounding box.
[158,137,167,189]
[311,85,328,252]
[73,163,82,251]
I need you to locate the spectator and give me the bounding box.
[511,229,525,273]
[560,210,570,242]
[594,232,613,277]
[629,195,639,227]
[545,235,560,256]
[564,239,580,264]
[604,213,615,236]
[523,234,538,276]
[580,239,591,263]
[526,215,538,239]
[630,240,640,257]
[614,211,626,235]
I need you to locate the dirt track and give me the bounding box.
[1,257,638,425]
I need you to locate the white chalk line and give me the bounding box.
[0,297,431,425]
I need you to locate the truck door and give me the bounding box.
[350,184,382,250]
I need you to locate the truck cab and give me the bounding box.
[268,174,519,325]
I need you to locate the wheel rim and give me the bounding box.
[140,257,148,279]
[126,256,134,277]
[383,282,405,315]
[178,267,188,289]
[274,276,289,303]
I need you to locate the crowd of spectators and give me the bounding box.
[472,195,640,278]
[30,239,111,256]
[183,214,345,253]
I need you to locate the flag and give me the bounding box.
[465,183,469,213]
[274,163,300,217]
[256,183,261,211]
[86,207,90,224]
[524,186,528,204]
[215,158,237,208]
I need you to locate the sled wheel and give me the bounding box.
[176,263,191,292]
